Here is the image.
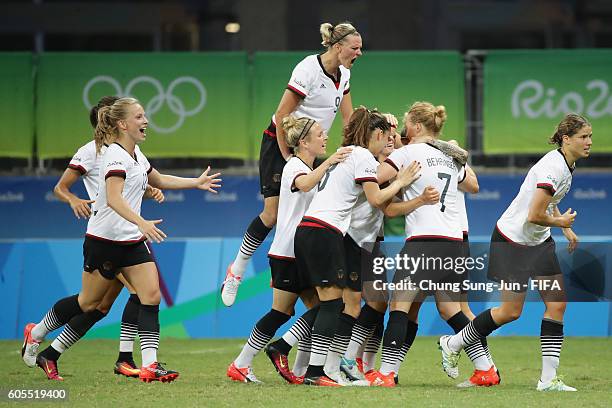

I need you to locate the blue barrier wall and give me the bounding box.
[1,237,610,340]
[1,173,611,239]
[1,173,610,339]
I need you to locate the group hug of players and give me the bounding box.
[221,22,592,390]
[20,22,591,390]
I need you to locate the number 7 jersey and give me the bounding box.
[385,143,465,241]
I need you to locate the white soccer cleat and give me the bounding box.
[340,357,366,381]
[21,323,41,368]
[537,376,577,392]
[220,264,242,307]
[327,368,369,387]
[227,362,262,384]
[438,335,460,379]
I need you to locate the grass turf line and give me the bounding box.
[2,337,610,408]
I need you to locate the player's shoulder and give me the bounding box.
[295,54,319,71]
[76,140,97,156]
[534,149,566,173]
[286,156,311,172]
[103,143,126,161]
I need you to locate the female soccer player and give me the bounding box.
[295,107,420,386]
[22,96,165,379]
[340,124,441,383]
[22,97,221,382]
[226,116,351,383]
[439,113,592,392]
[368,102,490,388]
[221,22,363,306]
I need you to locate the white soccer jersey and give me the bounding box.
[304,146,378,235]
[271,54,350,133]
[497,149,573,245]
[86,143,152,243]
[347,192,384,252]
[386,143,464,241]
[68,140,107,200]
[269,157,316,259]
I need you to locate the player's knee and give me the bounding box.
[501,306,523,322]
[138,290,161,305]
[545,301,566,317]
[260,211,277,227]
[343,301,361,318]
[367,301,387,314]
[79,299,100,313]
[96,303,112,315]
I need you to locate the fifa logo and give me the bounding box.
[83,75,207,133]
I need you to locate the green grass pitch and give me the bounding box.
[2,337,610,407]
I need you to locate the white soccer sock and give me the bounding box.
[31,322,49,342]
[344,339,361,360]
[379,361,396,375]
[142,348,157,367]
[234,343,260,369]
[362,351,377,372]
[231,254,249,278]
[292,338,311,377]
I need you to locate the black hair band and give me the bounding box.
[298,119,315,141]
[330,29,357,45]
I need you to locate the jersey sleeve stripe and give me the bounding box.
[355,177,378,184]
[105,169,127,179]
[458,166,468,183]
[291,173,308,192]
[343,88,350,95]
[405,235,463,242]
[286,84,306,98]
[147,166,153,174]
[384,158,399,172]
[536,183,556,194]
[68,164,87,175]
[268,254,296,261]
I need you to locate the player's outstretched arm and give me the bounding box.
[147,167,221,192]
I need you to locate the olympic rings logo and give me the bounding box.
[83,75,207,133]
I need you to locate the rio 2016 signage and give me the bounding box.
[512,79,612,119]
[484,50,612,153]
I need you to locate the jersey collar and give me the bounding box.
[556,148,575,173]
[113,142,138,162]
[317,54,341,88]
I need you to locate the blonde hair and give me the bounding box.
[94,97,139,153]
[550,113,591,147]
[343,106,391,148]
[406,101,447,137]
[282,116,317,152]
[320,22,359,48]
